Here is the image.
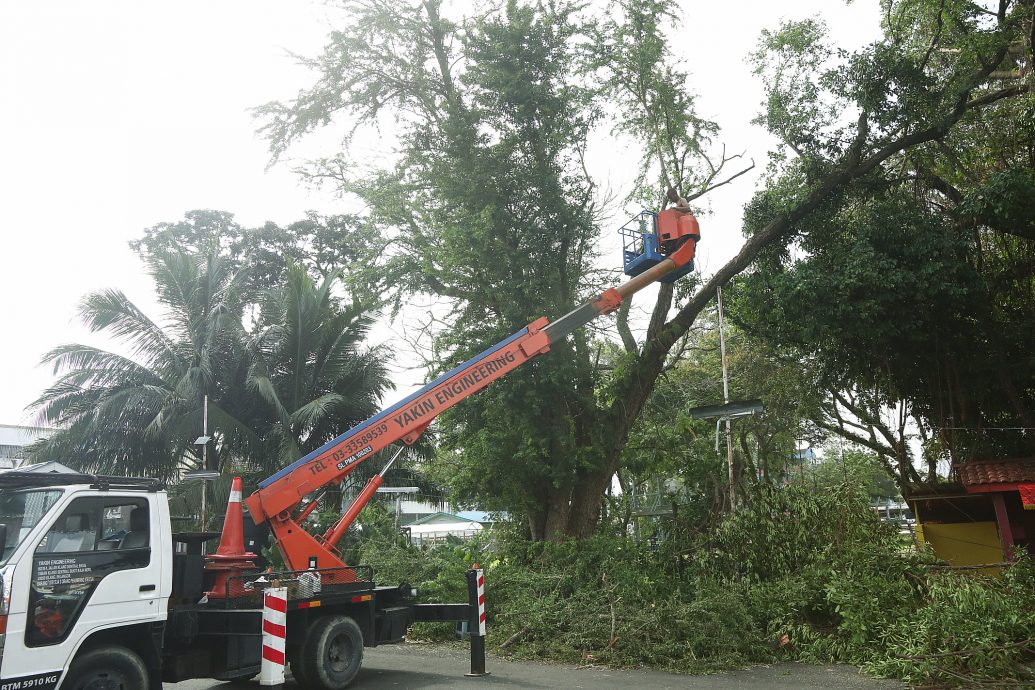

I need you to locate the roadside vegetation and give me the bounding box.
[359,483,1035,687]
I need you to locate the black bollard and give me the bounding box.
[465,565,489,677]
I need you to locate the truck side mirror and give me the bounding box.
[0,523,7,556]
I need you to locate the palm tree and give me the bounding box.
[30,249,413,527]
[29,252,254,482]
[244,264,392,476]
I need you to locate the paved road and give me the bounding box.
[165,642,903,689]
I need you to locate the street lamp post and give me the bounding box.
[688,287,767,517]
[716,286,734,509]
[184,394,218,552]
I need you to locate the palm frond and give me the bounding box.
[291,393,345,432]
[78,289,181,368]
[246,364,294,429]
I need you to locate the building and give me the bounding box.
[368,489,501,545]
[908,458,1035,571]
[395,497,452,524]
[402,511,486,546]
[0,424,55,469]
[955,458,1035,560]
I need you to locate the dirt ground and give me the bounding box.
[167,641,904,689]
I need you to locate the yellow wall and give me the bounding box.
[917,520,1004,572]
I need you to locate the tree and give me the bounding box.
[729,0,1035,490]
[244,263,392,476]
[29,252,252,481]
[30,238,393,496]
[258,0,611,540]
[256,0,1031,538]
[130,209,385,304]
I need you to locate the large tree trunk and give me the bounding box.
[565,469,610,538]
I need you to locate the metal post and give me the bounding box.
[716,287,735,510]
[465,566,488,677]
[200,394,209,551]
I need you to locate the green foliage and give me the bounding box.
[244,263,392,475]
[803,447,900,499]
[699,483,895,582]
[591,0,719,208]
[735,0,1035,472]
[361,485,1035,685]
[254,0,740,540]
[28,252,249,481]
[616,319,827,520]
[865,558,1035,685]
[29,218,391,510]
[481,535,773,671]
[130,210,384,303]
[959,168,1035,241]
[732,188,977,399]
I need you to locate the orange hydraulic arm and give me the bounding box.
[245,208,699,576]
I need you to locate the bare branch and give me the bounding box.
[684,160,756,203]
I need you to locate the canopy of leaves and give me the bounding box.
[253,0,748,539]
[731,0,1035,471]
[30,218,392,503]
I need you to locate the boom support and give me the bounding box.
[245,208,699,575]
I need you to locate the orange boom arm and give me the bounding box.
[246,211,700,575]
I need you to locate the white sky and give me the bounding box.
[0,0,881,425]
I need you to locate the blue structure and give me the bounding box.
[619,211,695,284]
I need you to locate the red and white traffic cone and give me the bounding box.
[205,476,257,599]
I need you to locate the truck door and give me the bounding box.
[0,493,163,685]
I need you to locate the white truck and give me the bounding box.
[0,472,473,690]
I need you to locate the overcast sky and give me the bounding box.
[0,1,881,426]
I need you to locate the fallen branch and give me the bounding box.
[925,562,1009,571]
[499,625,531,651]
[894,637,1035,661]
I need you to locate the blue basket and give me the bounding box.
[619,211,664,277]
[619,211,694,283]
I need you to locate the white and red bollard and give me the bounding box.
[465,564,489,677]
[260,587,288,688]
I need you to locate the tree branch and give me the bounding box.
[615,300,638,354]
[684,159,756,203]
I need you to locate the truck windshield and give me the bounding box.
[0,488,63,564]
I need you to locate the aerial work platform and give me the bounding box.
[620,207,700,284]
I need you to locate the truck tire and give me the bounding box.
[65,645,149,690]
[299,614,363,690]
[288,645,310,686]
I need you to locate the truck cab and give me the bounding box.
[0,472,170,690]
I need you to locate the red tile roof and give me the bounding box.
[957,458,1035,486]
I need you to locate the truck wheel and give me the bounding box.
[288,645,309,686]
[300,615,363,690]
[65,645,149,690]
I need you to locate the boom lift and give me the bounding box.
[0,197,700,690]
[245,196,701,577]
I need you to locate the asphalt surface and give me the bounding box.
[165,642,903,689]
